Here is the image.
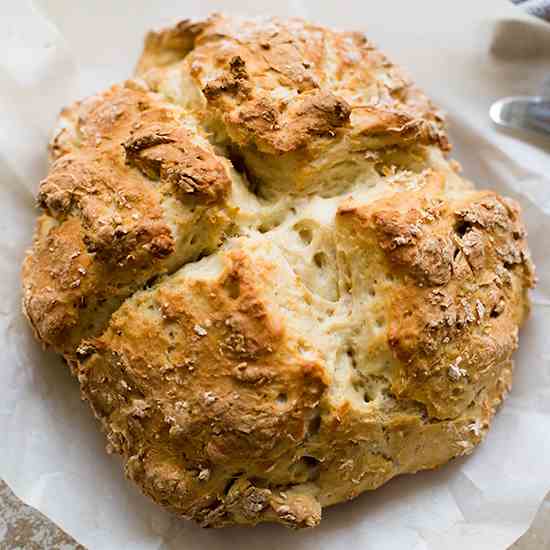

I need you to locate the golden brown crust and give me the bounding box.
[137,14,448,198]
[76,242,328,527]
[135,19,207,75]
[23,82,235,356]
[22,14,535,529]
[336,177,534,420]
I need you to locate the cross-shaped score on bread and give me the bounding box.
[22,14,536,528]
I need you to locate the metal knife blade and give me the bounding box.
[490,96,550,137]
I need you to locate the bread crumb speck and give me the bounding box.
[194,324,208,336]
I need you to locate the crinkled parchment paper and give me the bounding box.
[1,1,549,548]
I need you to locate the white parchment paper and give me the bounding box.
[1,1,550,548]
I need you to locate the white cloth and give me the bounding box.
[512,0,550,20]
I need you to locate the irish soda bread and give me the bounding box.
[22,14,535,528]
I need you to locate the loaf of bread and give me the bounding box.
[22,14,535,528]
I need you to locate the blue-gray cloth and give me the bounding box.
[512,0,550,20]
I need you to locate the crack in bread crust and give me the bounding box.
[23,82,236,356]
[22,14,535,529]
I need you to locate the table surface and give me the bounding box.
[0,478,549,549]
[0,480,82,550]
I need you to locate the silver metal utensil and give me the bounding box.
[490,96,550,137]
